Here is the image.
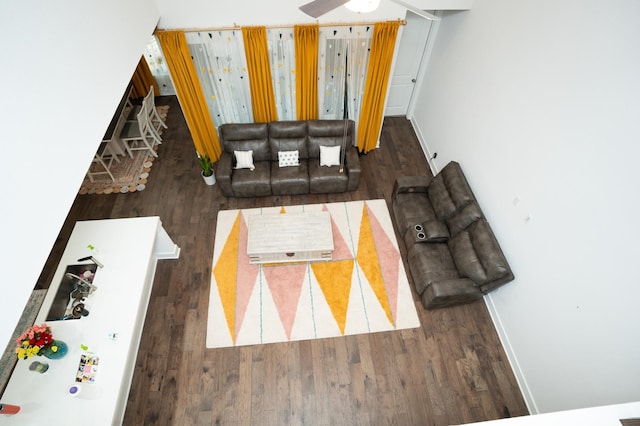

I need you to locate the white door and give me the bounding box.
[385,12,433,116]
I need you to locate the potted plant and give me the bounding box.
[197,152,216,185]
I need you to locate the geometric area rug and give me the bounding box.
[78,105,169,195]
[206,199,421,348]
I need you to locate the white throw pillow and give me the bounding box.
[278,150,299,167]
[234,150,255,170]
[319,145,341,167]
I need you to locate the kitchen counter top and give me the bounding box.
[0,217,179,425]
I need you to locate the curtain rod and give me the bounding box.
[157,19,406,34]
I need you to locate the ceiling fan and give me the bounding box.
[299,0,440,21]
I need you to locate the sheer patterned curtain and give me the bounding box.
[144,36,176,96]
[318,25,372,142]
[185,31,253,126]
[266,28,296,121]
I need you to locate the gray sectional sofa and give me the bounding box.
[216,120,360,197]
[392,161,514,309]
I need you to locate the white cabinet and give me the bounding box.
[1,217,179,425]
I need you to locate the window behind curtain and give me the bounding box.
[144,36,176,96]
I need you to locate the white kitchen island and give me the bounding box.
[0,217,180,425]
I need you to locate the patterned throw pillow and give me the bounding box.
[234,150,255,170]
[278,150,299,167]
[319,145,341,167]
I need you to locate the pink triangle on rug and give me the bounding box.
[323,204,353,260]
[235,213,259,341]
[365,202,401,324]
[263,264,308,340]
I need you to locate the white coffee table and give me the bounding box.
[247,211,334,264]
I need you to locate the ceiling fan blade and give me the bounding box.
[299,0,350,18]
[389,0,441,20]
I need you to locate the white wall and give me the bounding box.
[0,1,159,351]
[154,0,404,28]
[412,0,640,414]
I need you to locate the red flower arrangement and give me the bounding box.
[15,323,58,360]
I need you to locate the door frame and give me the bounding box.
[403,10,442,120]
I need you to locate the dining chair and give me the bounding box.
[145,86,168,136]
[127,86,167,144]
[119,108,158,158]
[86,142,119,182]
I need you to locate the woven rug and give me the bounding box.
[206,199,420,348]
[78,105,169,195]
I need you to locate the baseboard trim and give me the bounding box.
[409,116,439,175]
[484,293,538,415]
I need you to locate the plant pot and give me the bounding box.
[202,171,216,186]
[42,340,68,360]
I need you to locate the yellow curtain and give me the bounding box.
[131,56,159,99]
[156,30,222,162]
[357,21,401,153]
[294,24,319,120]
[242,27,278,123]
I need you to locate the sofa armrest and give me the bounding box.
[393,176,431,199]
[345,146,360,191]
[216,152,233,196]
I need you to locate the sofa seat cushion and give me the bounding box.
[270,161,309,195]
[308,161,348,193]
[231,161,271,197]
[406,240,459,295]
[392,192,437,235]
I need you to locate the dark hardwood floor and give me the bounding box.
[38,96,529,425]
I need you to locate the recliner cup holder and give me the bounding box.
[410,224,426,241]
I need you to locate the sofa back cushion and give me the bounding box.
[219,123,270,162]
[269,121,309,161]
[446,202,484,235]
[428,161,476,221]
[307,120,354,158]
[447,219,511,286]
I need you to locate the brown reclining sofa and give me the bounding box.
[216,120,360,197]
[392,161,514,309]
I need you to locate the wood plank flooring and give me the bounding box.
[37,97,529,425]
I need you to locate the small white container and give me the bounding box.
[67,383,103,400]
